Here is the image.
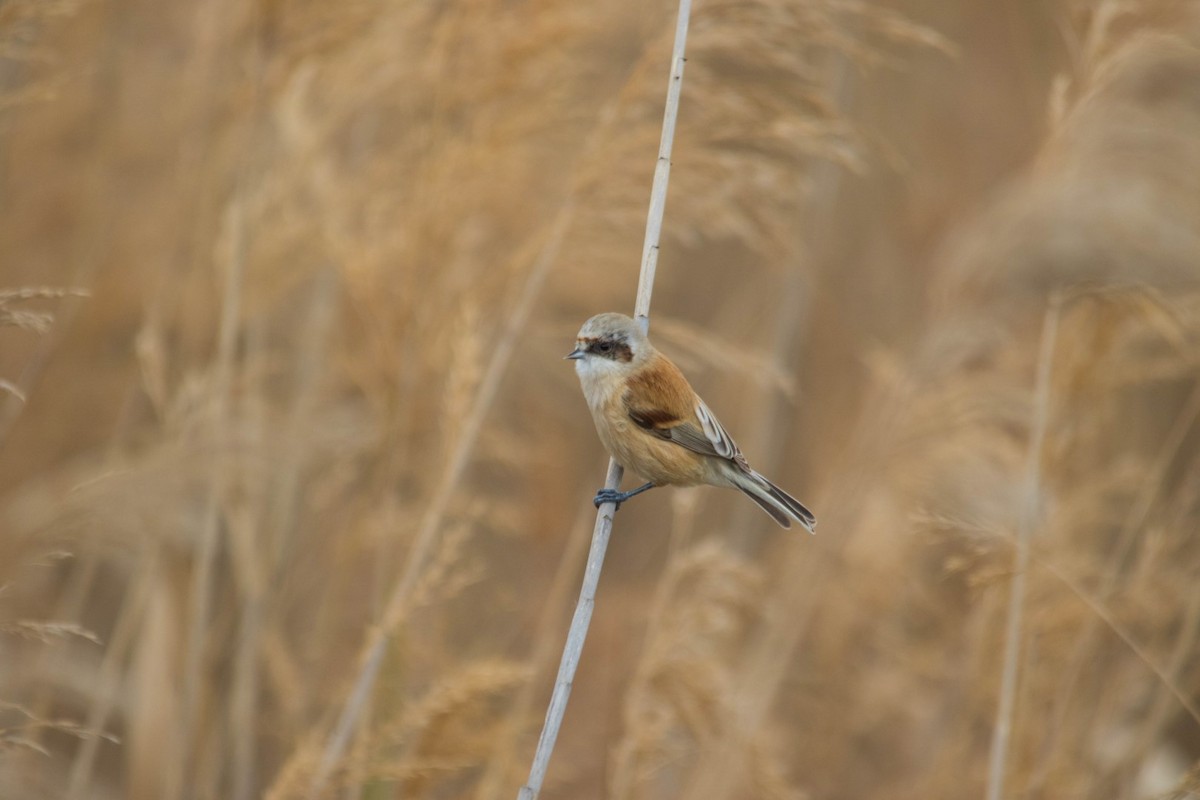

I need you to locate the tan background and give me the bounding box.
[1,1,1199,799]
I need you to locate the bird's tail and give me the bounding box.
[733,470,816,533]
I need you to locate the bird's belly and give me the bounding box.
[582,376,709,487]
[597,418,708,487]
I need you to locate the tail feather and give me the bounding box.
[738,484,793,528]
[735,471,816,533]
[760,473,817,530]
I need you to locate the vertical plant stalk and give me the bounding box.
[515,2,691,798]
[631,0,690,336]
[725,52,853,545]
[474,506,597,800]
[986,293,1062,800]
[1035,368,1200,790]
[307,205,573,799]
[177,193,247,800]
[65,546,158,798]
[232,271,339,800]
[681,48,858,800]
[609,494,696,798]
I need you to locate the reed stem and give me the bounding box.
[515,2,692,797]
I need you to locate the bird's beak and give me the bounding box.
[564,347,585,361]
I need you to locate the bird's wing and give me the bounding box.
[623,359,745,466]
[693,399,740,460]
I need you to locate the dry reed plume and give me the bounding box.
[0,1,1198,799]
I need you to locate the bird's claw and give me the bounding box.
[593,488,626,510]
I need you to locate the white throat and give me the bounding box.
[574,356,625,411]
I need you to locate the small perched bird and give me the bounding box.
[566,312,815,532]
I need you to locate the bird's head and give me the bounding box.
[565,312,649,378]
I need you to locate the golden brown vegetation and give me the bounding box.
[1,1,1199,799]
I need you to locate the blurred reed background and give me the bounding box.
[2,0,1200,798]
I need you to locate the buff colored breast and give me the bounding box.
[585,377,709,487]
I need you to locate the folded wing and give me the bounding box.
[625,389,749,472]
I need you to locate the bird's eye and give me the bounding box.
[598,341,613,353]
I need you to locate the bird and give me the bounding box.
[566,312,816,532]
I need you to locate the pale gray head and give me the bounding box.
[564,312,651,376]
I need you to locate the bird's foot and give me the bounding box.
[593,488,629,510]
[592,482,656,511]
